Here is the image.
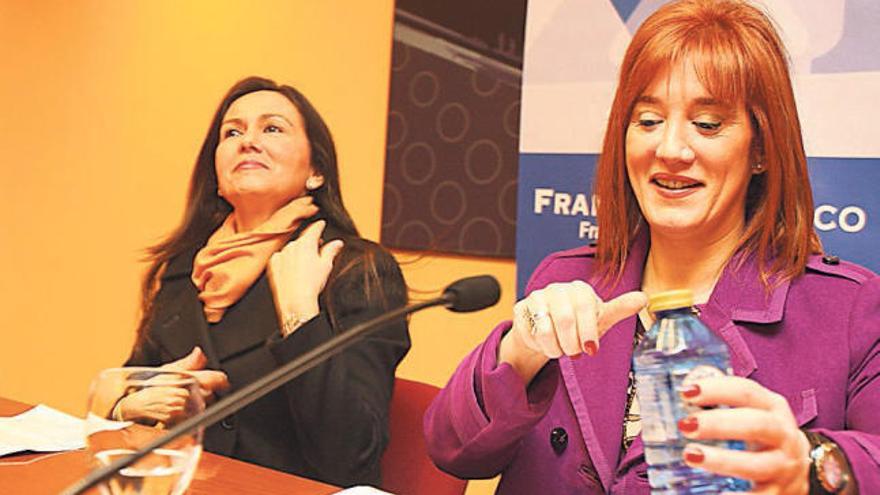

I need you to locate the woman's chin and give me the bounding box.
[224,188,281,207]
[645,215,706,239]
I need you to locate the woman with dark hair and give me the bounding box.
[425,0,878,493]
[116,76,410,487]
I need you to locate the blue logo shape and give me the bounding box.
[609,0,642,22]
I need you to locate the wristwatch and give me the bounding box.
[804,431,850,494]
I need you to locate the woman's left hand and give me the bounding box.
[268,220,344,335]
[678,375,811,494]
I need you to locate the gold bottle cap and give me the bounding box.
[648,289,694,313]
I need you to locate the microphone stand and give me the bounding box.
[61,295,450,495]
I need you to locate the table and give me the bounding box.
[0,397,339,494]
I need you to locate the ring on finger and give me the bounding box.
[526,309,550,336]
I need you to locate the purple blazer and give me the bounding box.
[425,235,880,494]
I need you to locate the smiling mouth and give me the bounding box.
[652,177,703,191]
[235,160,268,171]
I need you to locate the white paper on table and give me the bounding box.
[335,487,393,494]
[0,404,130,457]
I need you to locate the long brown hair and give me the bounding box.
[135,77,395,350]
[594,0,821,286]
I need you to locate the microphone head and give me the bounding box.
[442,275,501,313]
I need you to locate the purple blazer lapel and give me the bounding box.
[699,253,791,378]
[558,233,648,491]
[560,317,637,491]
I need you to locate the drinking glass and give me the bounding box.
[84,368,204,495]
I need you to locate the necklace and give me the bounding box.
[621,319,647,453]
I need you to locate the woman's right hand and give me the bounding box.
[267,220,344,337]
[498,281,647,384]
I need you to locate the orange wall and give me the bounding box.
[0,1,509,493]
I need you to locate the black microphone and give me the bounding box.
[442,275,501,312]
[61,275,500,495]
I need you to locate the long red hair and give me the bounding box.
[595,0,821,285]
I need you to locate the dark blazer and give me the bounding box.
[125,226,411,488]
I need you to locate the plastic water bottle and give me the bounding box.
[633,289,750,494]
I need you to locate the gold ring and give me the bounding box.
[527,310,549,336]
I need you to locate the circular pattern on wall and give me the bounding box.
[465,139,503,185]
[499,179,517,226]
[395,220,434,249]
[503,100,520,139]
[381,35,521,258]
[400,142,436,185]
[386,110,408,150]
[430,180,467,225]
[459,217,502,255]
[435,102,470,143]
[382,183,403,228]
[409,70,440,108]
[471,70,500,97]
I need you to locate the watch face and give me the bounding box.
[819,445,847,492]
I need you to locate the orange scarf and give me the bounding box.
[192,197,318,323]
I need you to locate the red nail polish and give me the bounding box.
[680,384,701,398]
[678,416,698,433]
[683,446,705,464]
[583,341,598,356]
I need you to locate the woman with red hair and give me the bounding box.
[425,1,878,493]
